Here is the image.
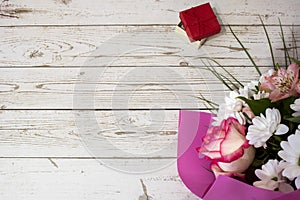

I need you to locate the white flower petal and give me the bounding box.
[294,98,300,105]
[253,159,293,191]
[252,117,267,128]
[275,124,289,135]
[288,133,300,154]
[296,176,300,189]
[253,180,277,190]
[291,98,300,116]
[279,141,298,163]
[274,109,281,124]
[282,165,300,179]
[234,112,246,125]
[291,104,300,112]
[265,109,275,123]
[278,151,298,164]
[292,111,300,117]
[246,108,286,148]
[255,170,271,180]
[291,98,300,108]
[278,182,295,193]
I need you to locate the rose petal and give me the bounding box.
[200,151,221,160]
[218,146,255,172]
[220,126,246,155]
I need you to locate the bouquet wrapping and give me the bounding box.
[177,110,300,199]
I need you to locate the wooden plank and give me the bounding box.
[0,25,298,67]
[0,0,299,25]
[0,66,270,109]
[0,158,198,200]
[0,110,183,157]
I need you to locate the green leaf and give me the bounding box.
[237,97,273,116]
[284,116,300,123]
[279,97,296,116]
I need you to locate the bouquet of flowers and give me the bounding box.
[177,19,300,200]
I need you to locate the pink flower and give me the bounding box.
[260,63,300,102]
[198,117,255,176]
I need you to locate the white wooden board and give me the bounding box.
[0,0,298,25]
[0,158,199,200]
[0,66,268,109]
[0,110,181,157]
[0,26,298,67]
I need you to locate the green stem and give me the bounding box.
[229,25,261,76]
[279,18,291,66]
[259,16,275,69]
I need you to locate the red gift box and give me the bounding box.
[179,3,221,42]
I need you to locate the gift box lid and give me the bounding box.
[179,3,221,42]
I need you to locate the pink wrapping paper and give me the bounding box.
[177,110,300,200]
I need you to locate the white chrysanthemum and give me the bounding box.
[213,87,252,126]
[253,159,294,192]
[290,98,300,117]
[247,80,259,90]
[278,126,300,188]
[253,91,270,100]
[246,108,289,148]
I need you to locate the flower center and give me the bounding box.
[298,156,300,166]
[272,177,278,181]
[274,71,294,93]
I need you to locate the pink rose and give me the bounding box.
[260,63,300,102]
[198,117,255,177]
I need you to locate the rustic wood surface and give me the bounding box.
[0,0,299,199]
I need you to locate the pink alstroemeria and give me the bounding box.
[260,63,300,102]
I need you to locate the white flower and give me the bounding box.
[247,80,259,91]
[246,108,289,148]
[253,69,274,100]
[245,78,269,100]
[213,87,252,126]
[253,91,269,100]
[290,98,300,117]
[278,126,300,188]
[253,159,294,192]
[212,103,229,126]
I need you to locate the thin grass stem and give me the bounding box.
[279,18,291,66]
[229,25,261,76]
[259,16,275,69]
